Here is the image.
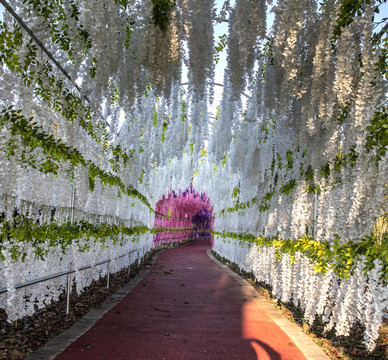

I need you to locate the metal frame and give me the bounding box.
[0,0,110,128]
[0,248,141,295]
[0,237,189,315]
[0,247,144,316]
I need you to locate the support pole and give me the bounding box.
[107,261,110,289]
[66,272,71,315]
[70,183,75,225]
[312,191,317,239]
[66,181,76,315]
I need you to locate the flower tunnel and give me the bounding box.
[153,185,214,246]
[0,0,387,355]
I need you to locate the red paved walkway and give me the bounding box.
[56,239,307,360]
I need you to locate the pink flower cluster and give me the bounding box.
[153,186,214,246]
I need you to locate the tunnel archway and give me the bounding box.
[153,185,214,247]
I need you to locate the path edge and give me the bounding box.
[25,250,164,360]
[207,249,330,360]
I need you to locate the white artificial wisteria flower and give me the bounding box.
[0,0,387,352]
[213,236,388,352]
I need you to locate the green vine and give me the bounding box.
[214,34,227,64]
[0,215,151,261]
[214,230,388,285]
[0,107,151,209]
[151,0,176,32]
[22,0,92,61]
[365,107,388,162]
[0,211,195,262]
[0,21,133,171]
[219,137,363,216]
[332,0,388,82]
[0,22,98,134]
[279,179,297,196]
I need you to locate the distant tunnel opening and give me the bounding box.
[153,185,214,247]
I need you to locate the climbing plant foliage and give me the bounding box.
[0,0,387,352]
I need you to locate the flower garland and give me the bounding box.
[0,1,387,352]
[213,234,388,351]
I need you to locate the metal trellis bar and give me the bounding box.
[0,236,187,295]
[0,0,110,128]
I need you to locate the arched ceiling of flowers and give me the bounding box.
[0,0,387,216]
[1,2,387,351]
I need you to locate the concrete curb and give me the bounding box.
[207,250,330,360]
[26,250,164,360]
